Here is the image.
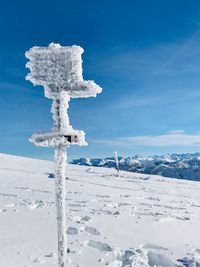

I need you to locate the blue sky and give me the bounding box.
[1,0,200,160]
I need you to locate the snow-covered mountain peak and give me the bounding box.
[72,152,200,181]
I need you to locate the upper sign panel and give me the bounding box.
[25,43,102,98]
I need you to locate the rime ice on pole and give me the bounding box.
[25,43,102,267]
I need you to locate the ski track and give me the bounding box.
[0,154,200,266]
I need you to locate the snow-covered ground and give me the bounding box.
[0,153,200,267]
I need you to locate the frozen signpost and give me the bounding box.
[25,43,102,267]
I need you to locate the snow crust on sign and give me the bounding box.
[25,43,102,99]
[25,43,102,147]
[1,153,200,267]
[30,130,87,147]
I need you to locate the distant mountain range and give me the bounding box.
[71,153,200,181]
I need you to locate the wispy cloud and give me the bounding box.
[151,29,200,77]
[90,27,200,77]
[94,131,200,147]
[110,89,200,110]
[5,67,24,78]
[0,82,35,94]
[89,27,200,112]
[0,82,27,91]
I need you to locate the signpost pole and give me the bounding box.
[52,92,69,267]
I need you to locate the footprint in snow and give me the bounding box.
[114,248,149,267]
[148,251,179,267]
[175,215,190,221]
[82,215,92,222]
[0,208,7,213]
[87,240,113,252]
[117,250,135,267]
[67,227,78,235]
[84,226,100,236]
[122,194,131,198]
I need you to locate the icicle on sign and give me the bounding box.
[25,43,102,267]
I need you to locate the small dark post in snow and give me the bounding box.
[25,43,102,267]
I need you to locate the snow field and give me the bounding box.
[0,153,200,266]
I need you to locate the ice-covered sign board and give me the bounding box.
[26,43,101,99]
[25,43,102,147]
[25,43,102,267]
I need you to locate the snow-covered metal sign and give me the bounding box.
[25,43,102,267]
